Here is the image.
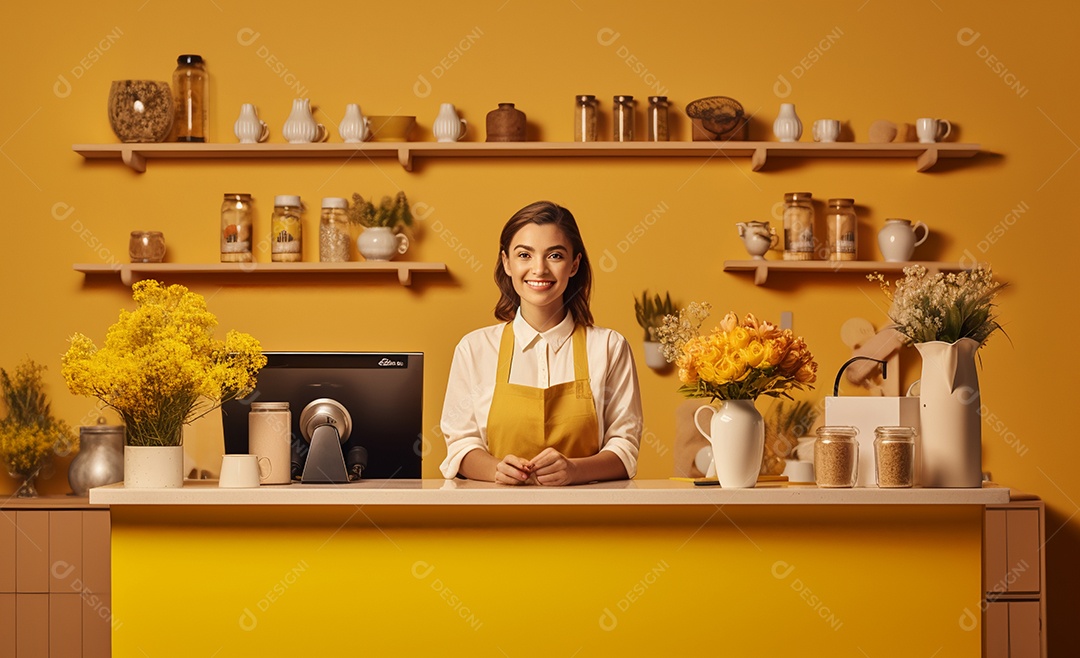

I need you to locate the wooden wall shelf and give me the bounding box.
[72,141,981,173]
[73,261,448,286]
[722,259,980,285]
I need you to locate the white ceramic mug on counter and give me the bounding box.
[219,454,271,488]
[916,118,952,143]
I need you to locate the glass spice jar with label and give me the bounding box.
[874,426,916,488]
[271,195,303,262]
[782,192,816,260]
[319,197,351,262]
[172,54,208,142]
[574,95,598,142]
[826,198,857,261]
[647,96,669,141]
[613,95,635,142]
[220,193,253,263]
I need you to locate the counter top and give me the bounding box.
[89,478,1011,506]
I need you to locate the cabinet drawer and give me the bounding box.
[985,507,1041,596]
[1008,601,1041,658]
[0,511,14,593]
[15,512,49,593]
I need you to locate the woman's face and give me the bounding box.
[501,222,581,319]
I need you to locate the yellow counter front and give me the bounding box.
[91,480,1008,657]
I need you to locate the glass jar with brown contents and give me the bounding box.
[826,198,857,261]
[613,95,635,142]
[874,426,916,488]
[782,192,815,260]
[647,96,669,142]
[574,95,598,142]
[814,426,859,488]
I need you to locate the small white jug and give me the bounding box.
[233,104,269,144]
[339,104,370,143]
[432,103,467,142]
[877,218,930,262]
[282,98,328,144]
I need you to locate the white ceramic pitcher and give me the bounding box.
[877,218,929,262]
[433,103,467,142]
[282,99,328,144]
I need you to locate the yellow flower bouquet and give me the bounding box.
[656,302,818,401]
[62,280,267,447]
[1,359,76,496]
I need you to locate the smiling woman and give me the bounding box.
[440,201,643,487]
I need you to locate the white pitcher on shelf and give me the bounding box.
[339,104,370,143]
[432,103,467,142]
[282,98,328,144]
[233,104,269,144]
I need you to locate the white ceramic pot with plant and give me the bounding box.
[348,191,414,261]
[634,290,676,370]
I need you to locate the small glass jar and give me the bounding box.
[782,192,816,261]
[613,95,635,142]
[220,193,253,263]
[647,96,669,142]
[874,426,916,488]
[271,195,303,262]
[319,197,351,262]
[574,95,598,142]
[172,54,208,142]
[129,231,165,263]
[814,426,859,488]
[826,198,857,261]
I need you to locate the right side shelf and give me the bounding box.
[722,260,978,285]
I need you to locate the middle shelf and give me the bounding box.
[723,259,977,285]
[74,261,448,286]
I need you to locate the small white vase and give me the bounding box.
[233,103,269,144]
[339,103,370,143]
[773,103,802,142]
[282,98,327,144]
[877,218,930,262]
[915,338,982,488]
[736,221,778,260]
[694,400,764,488]
[642,341,667,370]
[432,103,467,142]
[357,227,409,261]
[124,445,184,488]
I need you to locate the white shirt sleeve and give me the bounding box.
[592,328,642,478]
[439,332,492,479]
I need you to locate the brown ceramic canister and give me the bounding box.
[486,103,526,142]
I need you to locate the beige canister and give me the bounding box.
[248,402,292,485]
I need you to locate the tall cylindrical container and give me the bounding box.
[319,197,351,262]
[782,192,816,260]
[220,193,253,263]
[248,402,292,485]
[825,198,857,261]
[647,96,669,142]
[574,95,598,142]
[172,54,208,142]
[613,95,635,142]
[271,195,303,262]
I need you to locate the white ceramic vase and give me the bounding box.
[694,399,764,488]
[339,103,370,143]
[282,98,327,144]
[233,103,269,144]
[773,103,802,142]
[124,445,184,489]
[877,219,930,262]
[432,103,467,142]
[915,338,983,488]
[642,341,666,370]
[356,227,409,261]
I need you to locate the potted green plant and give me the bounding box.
[348,191,414,261]
[634,290,676,369]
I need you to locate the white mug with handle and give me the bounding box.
[916,118,952,143]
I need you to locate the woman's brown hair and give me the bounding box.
[493,201,594,327]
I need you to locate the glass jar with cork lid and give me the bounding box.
[271,195,303,262]
[874,426,916,488]
[782,192,816,260]
[814,426,859,488]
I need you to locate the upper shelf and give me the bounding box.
[74,261,447,286]
[723,259,981,285]
[72,141,981,173]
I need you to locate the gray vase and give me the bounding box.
[69,423,125,495]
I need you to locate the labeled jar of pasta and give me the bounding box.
[271,195,303,262]
[826,198,857,261]
[782,192,815,260]
[874,426,916,488]
[814,426,859,488]
[319,197,351,262]
[613,95,635,142]
[574,95,598,142]
[647,96,669,142]
[220,193,253,263]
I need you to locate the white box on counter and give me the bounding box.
[824,396,921,487]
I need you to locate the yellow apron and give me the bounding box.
[486,322,600,461]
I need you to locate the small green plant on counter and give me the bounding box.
[634,290,677,342]
[348,191,414,229]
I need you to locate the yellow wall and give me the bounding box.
[3,0,1077,650]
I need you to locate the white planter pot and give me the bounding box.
[124,445,184,488]
[642,341,667,370]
